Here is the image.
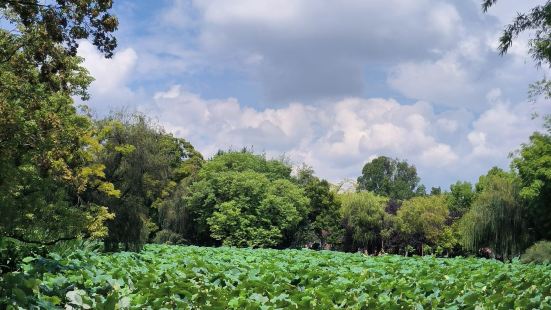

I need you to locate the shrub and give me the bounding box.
[154,230,187,245]
[521,241,551,264]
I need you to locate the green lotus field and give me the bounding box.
[2,244,551,309]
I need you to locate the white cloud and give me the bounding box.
[138,85,548,188]
[77,0,551,189]
[80,41,137,94]
[78,41,139,113]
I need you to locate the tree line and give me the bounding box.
[2,104,550,263]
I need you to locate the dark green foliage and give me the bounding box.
[294,166,343,249]
[153,230,187,245]
[430,187,442,195]
[521,241,551,264]
[357,156,421,200]
[0,27,117,247]
[154,141,203,245]
[0,0,118,94]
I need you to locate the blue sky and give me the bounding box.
[79,0,551,189]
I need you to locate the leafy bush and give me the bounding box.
[153,229,187,245]
[521,241,551,264]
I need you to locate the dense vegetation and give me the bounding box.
[2,0,551,308]
[3,245,551,309]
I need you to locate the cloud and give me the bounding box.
[187,0,464,102]
[140,85,549,188]
[78,41,139,113]
[76,0,551,189]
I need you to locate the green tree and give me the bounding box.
[397,195,449,255]
[458,171,528,260]
[448,181,475,219]
[0,27,117,246]
[186,151,309,247]
[294,165,343,249]
[512,119,551,241]
[430,187,442,196]
[154,141,204,244]
[1,0,117,90]
[340,191,393,254]
[357,156,421,200]
[93,113,192,251]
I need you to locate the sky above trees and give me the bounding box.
[77,0,551,188]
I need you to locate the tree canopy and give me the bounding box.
[397,195,449,255]
[0,20,117,245]
[186,151,309,248]
[458,170,528,259]
[357,156,422,201]
[340,191,390,253]
[92,113,197,251]
[512,118,551,241]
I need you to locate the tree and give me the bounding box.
[154,141,204,245]
[357,156,421,200]
[0,26,117,246]
[0,0,120,247]
[448,181,475,219]
[340,191,393,254]
[0,0,118,91]
[186,151,309,247]
[512,119,551,241]
[458,171,528,260]
[294,165,343,249]
[92,113,193,251]
[397,195,449,255]
[483,0,551,99]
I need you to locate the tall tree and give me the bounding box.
[512,118,551,241]
[357,156,421,200]
[294,165,343,249]
[154,141,204,245]
[448,181,475,219]
[0,27,117,246]
[93,113,192,251]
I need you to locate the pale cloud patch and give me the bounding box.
[78,41,139,113]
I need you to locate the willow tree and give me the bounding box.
[458,172,529,260]
[93,113,194,251]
